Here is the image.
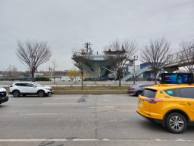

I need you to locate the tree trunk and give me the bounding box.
[31,71,35,82]
[119,74,121,87]
[81,71,83,90]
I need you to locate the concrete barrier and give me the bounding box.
[53,90,127,94]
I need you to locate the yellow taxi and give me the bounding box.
[137,84,194,133]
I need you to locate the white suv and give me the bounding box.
[9,82,53,97]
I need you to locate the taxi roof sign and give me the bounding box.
[161,73,193,84]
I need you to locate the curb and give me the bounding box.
[53,90,127,95]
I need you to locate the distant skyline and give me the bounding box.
[0,0,194,71]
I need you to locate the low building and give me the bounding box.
[34,73,44,77]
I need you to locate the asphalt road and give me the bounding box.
[0,94,194,146]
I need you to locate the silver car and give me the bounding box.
[127,84,154,96]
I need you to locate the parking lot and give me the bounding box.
[0,94,194,146]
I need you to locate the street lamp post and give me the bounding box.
[133,55,138,84]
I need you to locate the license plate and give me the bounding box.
[140,99,143,103]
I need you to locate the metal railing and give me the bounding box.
[122,65,151,81]
[166,47,194,64]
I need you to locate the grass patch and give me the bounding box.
[4,87,9,91]
[52,86,128,90]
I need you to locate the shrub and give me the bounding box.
[35,77,50,81]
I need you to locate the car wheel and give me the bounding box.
[13,90,20,97]
[136,91,142,96]
[166,112,187,134]
[38,91,45,97]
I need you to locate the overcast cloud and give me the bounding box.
[0,0,194,71]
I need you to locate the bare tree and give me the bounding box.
[178,41,194,73]
[6,65,18,80]
[72,51,90,90]
[17,40,52,82]
[104,40,137,86]
[7,65,12,80]
[52,60,58,84]
[141,38,171,84]
[11,65,18,80]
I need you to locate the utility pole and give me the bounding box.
[133,55,138,84]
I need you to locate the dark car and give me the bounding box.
[127,84,154,96]
[0,87,9,104]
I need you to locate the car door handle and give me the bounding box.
[188,102,193,106]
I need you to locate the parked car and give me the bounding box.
[137,84,194,133]
[9,82,53,97]
[0,87,9,104]
[127,84,154,96]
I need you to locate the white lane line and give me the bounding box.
[72,139,98,141]
[175,139,191,141]
[0,139,193,142]
[102,139,110,141]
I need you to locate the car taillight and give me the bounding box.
[145,98,163,103]
[10,85,13,87]
[131,87,134,90]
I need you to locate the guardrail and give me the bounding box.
[122,65,151,81]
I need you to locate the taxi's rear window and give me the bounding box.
[143,89,157,98]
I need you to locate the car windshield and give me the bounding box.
[33,83,43,87]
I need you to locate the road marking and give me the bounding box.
[102,139,110,141]
[0,139,193,142]
[72,139,98,141]
[175,139,190,141]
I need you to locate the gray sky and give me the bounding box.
[0,0,194,71]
